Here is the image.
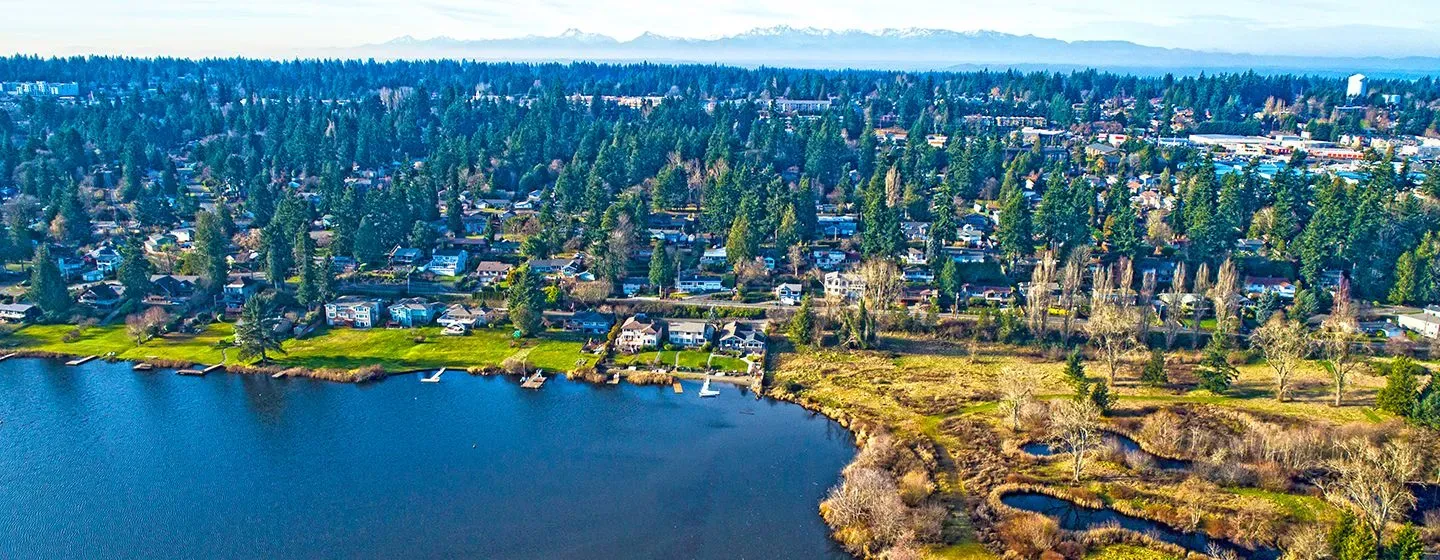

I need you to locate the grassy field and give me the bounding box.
[611,349,749,373]
[769,333,1423,560]
[1083,545,1180,560]
[4,323,596,373]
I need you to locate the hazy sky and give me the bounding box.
[2,0,1439,58]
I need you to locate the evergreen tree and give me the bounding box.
[1062,350,1088,393]
[996,186,1033,261]
[296,242,320,308]
[353,216,384,266]
[726,213,757,267]
[193,210,229,292]
[1376,357,1422,417]
[116,237,152,308]
[234,296,284,363]
[1196,334,1238,394]
[648,239,674,296]
[26,244,69,318]
[507,263,545,337]
[788,294,816,346]
[1140,349,1168,387]
[1383,525,1424,560]
[1089,381,1112,415]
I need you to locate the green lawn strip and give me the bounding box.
[1227,488,1330,524]
[8,324,592,373]
[611,349,748,372]
[1083,544,1180,560]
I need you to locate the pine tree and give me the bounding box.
[193,210,229,293]
[1062,350,1088,393]
[116,236,152,308]
[507,263,545,337]
[1196,334,1239,394]
[353,216,383,265]
[726,213,756,267]
[234,296,285,363]
[1140,349,1169,387]
[26,244,69,318]
[648,239,674,296]
[1089,381,1112,415]
[996,187,1033,261]
[1376,356,1421,417]
[296,243,319,309]
[788,294,816,346]
[1388,250,1418,305]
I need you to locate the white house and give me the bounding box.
[325,296,384,328]
[436,304,500,331]
[811,249,848,270]
[667,320,714,348]
[675,275,725,293]
[1243,276,1296,299]
[474,261,514,286]
[617,315,665,352]
[1396,306,1440,339]
[700,247,728,266]
[426,249,469,276]
[823,271,866,302]
[775,283,803,306]
[387,298,439,327]
[717,321,767,354]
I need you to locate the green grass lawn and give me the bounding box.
[611,349,749,373]
[5,323,595,373]
[1083,545,1179,560]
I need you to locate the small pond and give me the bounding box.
[1002,492,1280,560]
[1022,432,1191,471]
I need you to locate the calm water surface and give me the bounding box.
[0,358,854,559]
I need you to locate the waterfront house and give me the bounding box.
[775,283,803,306]
[325,296,384,328]
[388,298,440,327]
[563,310,614,334]
[617,315,665,352]
[223,276,261,313]
[436,304,501,331]
[148,274,198,306]
[667,320,714,348]
[717,322,767,354]
[425,249,469,276]
[78,283,123,310]
[0,302,38,323]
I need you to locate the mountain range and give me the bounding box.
[335,26,1440,77]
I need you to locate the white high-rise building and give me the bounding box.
[1347,74,1368,98]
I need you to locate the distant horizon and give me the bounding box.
[3,0,1439,59]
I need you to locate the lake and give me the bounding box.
[0,358,855,559]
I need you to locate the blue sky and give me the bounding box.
[2,0,1438,58]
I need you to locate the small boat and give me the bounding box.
[607,373,620,385]
[698,378,720,398]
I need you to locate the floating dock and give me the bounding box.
[0,353,16,362]
[521,372,547,390]
[66,355,98,366]
[132,363,154,371]
[176,368,206,376]
[271,371,285,378]
[672,382,683,394]
[421,368,445,383]
[607,373,620,385]
[202,364,224,374]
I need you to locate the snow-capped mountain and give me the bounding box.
[337,27,1440,76]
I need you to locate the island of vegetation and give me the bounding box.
[0,58,1436,559]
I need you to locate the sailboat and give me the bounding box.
[698,378,720,398]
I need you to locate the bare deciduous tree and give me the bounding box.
[1209,258,1239,336]
[1086,265,1140,384]
[859,258,903,311]
[1162,262,1188,350]
[997,367,1040,431]
[1190,262,1212,350]
[1250,315,1311,402]
[1050,398,1102,482]
[1319,438,1420,544]
[1025,249,1058,340]
[1059,246,1091,345]
[1319,279,1364,407]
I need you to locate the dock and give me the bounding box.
[607,373,620,385]
[202,364,224,374]
[66,355,98,366]
[176,368,206,376]
[132,363,154,371]
[672,382,683,394]
[421,368,445,383]
[521,372,547,390]
[0,353,16,362]
[271,371,285,378]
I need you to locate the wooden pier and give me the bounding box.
[421,368,445,383]
[607,373,620,385]
[0,353,17,362]
[672,382,683,394]
[66,355,98,366]
[521,372,547,390]
[176,368,206,376]
[202,364,224,374]
[132,363,154,371]
[271,371,286,378]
